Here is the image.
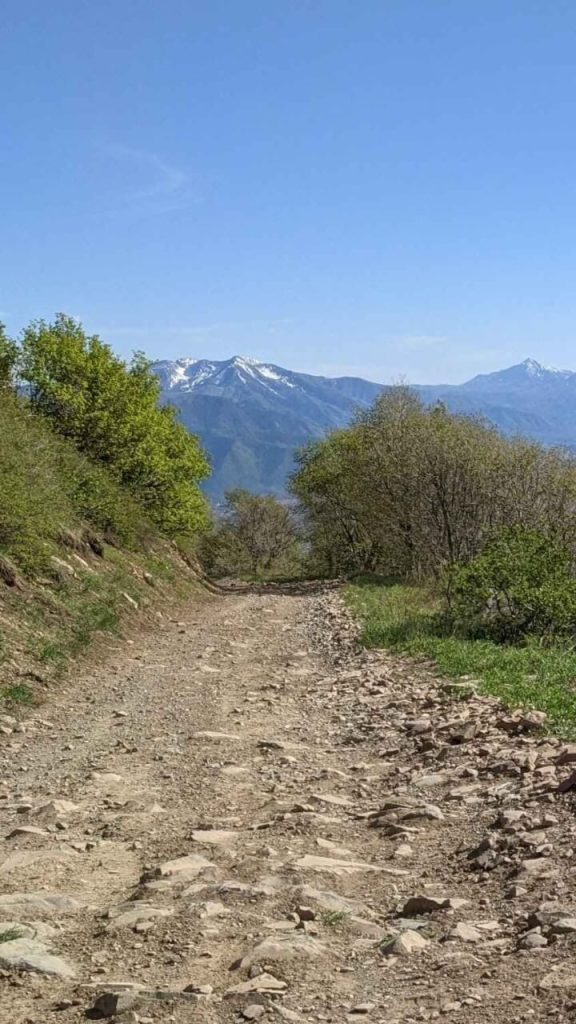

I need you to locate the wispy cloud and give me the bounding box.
[96,140,202,217]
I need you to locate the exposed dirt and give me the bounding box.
[1,586,576,1023]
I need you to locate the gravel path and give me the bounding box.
[1,586,576,1023]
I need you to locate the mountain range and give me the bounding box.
[151,355,576,500]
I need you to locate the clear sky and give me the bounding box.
[2,1,576,384]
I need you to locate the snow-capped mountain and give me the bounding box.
[151,356,381,498]
[151,356,576,499]
[153,356,305,396]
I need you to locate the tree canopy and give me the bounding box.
[17,314,211,537]
[291,387,576,581]
[199,489,301,578]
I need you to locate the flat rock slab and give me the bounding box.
[225,973,287,997]
[234,933,326,969]
[294,854,408,877]
[539,969,576,991]
[191,731,241,742]
[91,772,124,786]
[0,849,75,876]
[315,837,355,857]
[0,892,82,915]
[33,799,80,817]
[191,829,239,846]
[0,920,57,941]
[6,825,48,839]
[449,921,483,943]
[106,905,174,930]
[157,853,215,878]
[296,886,368,916]
[200,900,230,919]
[0,937,75,977]
[311,793,353,808]
[218,878,281,897]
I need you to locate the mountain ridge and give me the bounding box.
[151,355,576,499]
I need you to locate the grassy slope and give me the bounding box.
[345,579,576,737]
[0,393,206,706]
[1,543,205,706]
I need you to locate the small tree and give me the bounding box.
[200,490,301,578]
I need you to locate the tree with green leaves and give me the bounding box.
[292,386,576,582]
[0,324,17,388]
[18,314,211,538]
[200,489,301,578]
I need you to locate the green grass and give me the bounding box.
[0,927,24,943]
[321,910,350,927]
[345,579,576,737]
[0,684,33,707]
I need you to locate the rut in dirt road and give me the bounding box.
[2,588,576,1023]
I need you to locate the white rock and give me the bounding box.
[381,930,429,956]
[191,731,241,741]
[294,854,407,877]
[0,937,75,977]
[235,933,326,969]
[157,853,214,878]
[191,829,238,846]
[225,972,287,997]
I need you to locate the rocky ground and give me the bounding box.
[2,586,576,1023]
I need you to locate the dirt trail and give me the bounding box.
[1,587,576,1023]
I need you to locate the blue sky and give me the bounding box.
[2,1,576,384]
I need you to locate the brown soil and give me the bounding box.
[1,586,576,1023]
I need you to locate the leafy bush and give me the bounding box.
[292,388,576,580]
[199,489,302,578]
[18,314,211,537]
[0,390,155,574]
[448,527,576,643]
[58,448,151,548]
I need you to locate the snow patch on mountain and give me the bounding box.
[158,356,299,394]
[520,358,574,379]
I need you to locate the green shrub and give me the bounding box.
[199,490,302,579]
[19,314,211,538]
[58,449,150,548]
[449,526,576,643]
[0,390,157,574]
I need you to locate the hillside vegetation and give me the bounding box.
[292,387,576,732]
[0,316,211,704]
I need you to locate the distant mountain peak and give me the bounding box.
[463,357,575,391]
[522,357,548,375]
[151,353,576,500]
[231,355,260,368]
[519,357,569,377]
[153,354,302,394]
